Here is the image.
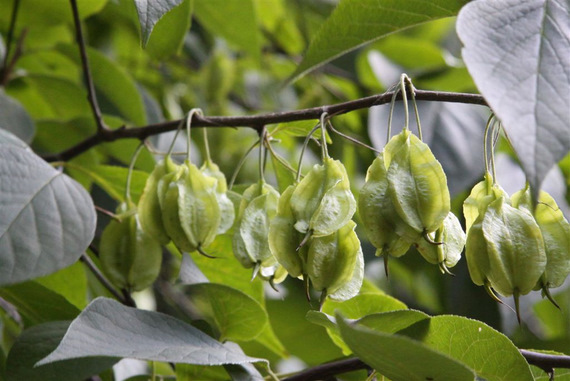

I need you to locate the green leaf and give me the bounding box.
[5,321,116,381]
[0,282,80,327]
[337,315,476,381]
[146,0,193,58]
[457,0,570,199]
[358,309,431,334]
[184,283,268,342]
[58,45,147,126]
[0,0,108,30]
[0,138,96,286]
[322,292,407,318]
[65,164,149,204]
[35,262,88,310]
[0,90,35,143]
[133,0,185,46]
[399,316,534,381]
[37,297,266,366]
[290,0,467,81]
[194,0,260,61]
[314,293,408,355]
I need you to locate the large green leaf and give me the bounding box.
[133,0,185,46]
[457,0,570,199]
[145,0,193,58]
[37,297,265,366]
[0,90,35,143]
[337,315,476,381]
[35,262,88,310]
[184,283,268,342]
[291,0,467,81]
[194,0,260,60]
[400,316,535,381]
[5,321,116,381]
[0,131,96,286]
[58,45,147,126]
[0,282,80,327]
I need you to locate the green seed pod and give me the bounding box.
[358,154,413,258]
[415,212,465,274]
[290,157,356,237]
[177,161,221,250]
[200,160,235,234]
[269,185,309,278]
[512,186,570,293]
[232,182,280,270]
[463,172,509,233]
[99,203,162,291]
[159,161,221,253]
[327,246,364,301]
[306,220,360,296]
[387,128,450,235]
[138,157,179,244]
[484,197,546,295]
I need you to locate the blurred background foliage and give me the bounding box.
[0,0,569,378]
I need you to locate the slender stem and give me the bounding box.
[69,0,109,133]
[81,251,132,306]
[41,89,488,163]
[407,78,423,140]
[296,123,321,183]
[320,112,329,159]
[483,114,495,177]
[386,84,400,142]
[166,119,186,157]
[184,108,203,160]
[328,122,381,154]
[228,138,260,189]
[259,126,267,183]
[203,128,212,163]
[125,143,145,204]
[399,74,410,130]
[0,0,20,85]
[490,119,500,182]
[265,138,299,177]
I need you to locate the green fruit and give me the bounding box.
[306,220,360,295]
[387,128,450,235]
[416,212,465,273]
[99,203,162,291]
[290,157,356,237]
[232,182,280,270]
[268,185,308,278]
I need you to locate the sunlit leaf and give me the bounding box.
[291,0,468,81]
[37,297,265,366]
[0,133,96,286]
[133,0,185,46]
[457,0,570,199]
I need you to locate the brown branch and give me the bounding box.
[281,350,570,381]
[0,0,24,86]
[41,89,487,162]
[69,0,110,134]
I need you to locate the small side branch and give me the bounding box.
[41,89,487,162]
[69,0,110,134]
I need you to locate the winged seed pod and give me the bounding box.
[200,160,235,234]
[466,195,546,321]
[232,182,280,275]
[138,156,179,245]
[99,202,162,292]
[415,212,465,274]
[512,185,570,306]
[160,161,221,254]
[268,185,308,278]
[387,128,450,236]
[358,154,413,258]
[463,172,509,233]
[290,157,356,238]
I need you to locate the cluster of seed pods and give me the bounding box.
[358,127,464,275]
[464,173,570,321]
